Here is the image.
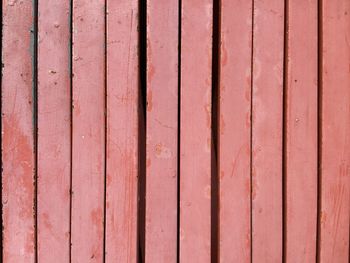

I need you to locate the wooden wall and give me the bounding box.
[1,0,349,262]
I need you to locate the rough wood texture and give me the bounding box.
[1,0,35,262]
[105,0,139,262]
[252,0,284,261]
[285,1,318,262]
[1,1,349,261]
[71,0,105,261]
[218,0,252,262]
[37,0,71,261]
[180,0,213,262]
[319,1,350,262]
[145,0,179,262]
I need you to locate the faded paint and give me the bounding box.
[180,0,213,262]
[284,0,318,262]
[37,0,71,261]
[2,0,35,262]
[71,0,106,261]
[145,0,179,262]
[105,0,139,262]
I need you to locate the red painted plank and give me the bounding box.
[71,0,105,261]
[319,1,350,262]
[218,1,252,262]
[1,1,35,262]
[285,1,318,262]
[180,1,212,262]
[37,1,71,262]
[105,0,139,262]
[251,0,284,261]
[145,0,179,262]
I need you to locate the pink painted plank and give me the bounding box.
[218,0,252,262]
[1,1,35,262]
[105,0,139,262]
[71,0,105,261]
[145,0,179,262]
[284,1,318,262]
[180,1,212,262]
[37,0,71,262]
[251,0,284,261]
[319,1,350,262]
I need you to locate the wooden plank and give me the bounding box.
[218,0,252,261]
[37,0,71,262]
[251,0,284,261]
[145,0,179,262]
[319,1,350,262]
[180,1,212,262]
[71,0,105,261]
[104,0,139,262]
[1,0,35,262]
[284,1,318,262]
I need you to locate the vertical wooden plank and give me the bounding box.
[180,1,212,262]
[251,0,284,261]
[37,0,71,261]
[105,0,139,262]
[285,1,318,262]
[218,0,252,262]
[319,1,350,262]
[1,0,35,262]
[145,0,179,262]
[71,0,105,261]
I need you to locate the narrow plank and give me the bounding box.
[285,1,318,262]
[1,0,35,262]
[105,0,139,261]
[319,1,350,262]
[180,1,213,262]
[251,0,284,261]
[71,0,105,261]
[145,0,179,262]
[37,0,71,261]
[218,0,252,261]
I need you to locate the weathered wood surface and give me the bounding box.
[0,1,349,262]
[71,0,106,261]
[180,0,213,262]
[319,1,350,262]
[105,0,139,262]
[2,1,35,262]
[37,0,71,261]
[284,1,318,262]
[218,0,252,262]
[145,0,179,262]
[252,0,284,261]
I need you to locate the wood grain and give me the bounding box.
[319,1,350,262]
[37,0,71,261]
[252,0,284,261]
[71,0,106,261]
[284,1,318,262]
[105,0,139,262]
[180,1,213,262]
[145,0,179,262]
[218,0,252,262]
[1,0,35,262]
